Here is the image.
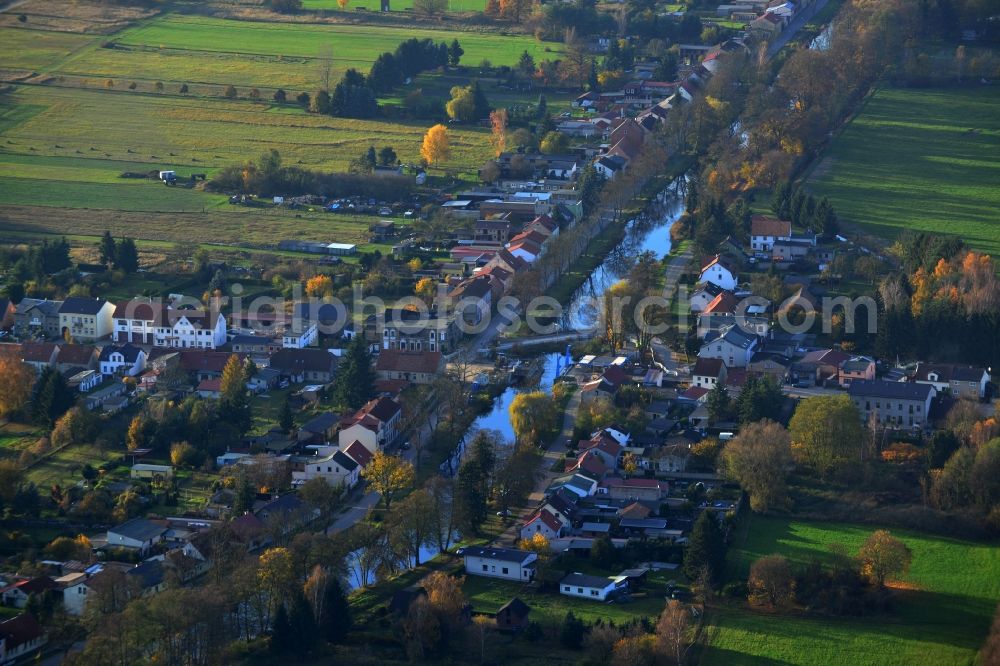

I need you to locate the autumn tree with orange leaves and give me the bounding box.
[489,109,508,157]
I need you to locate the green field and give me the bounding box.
[703,517,1000,665]
[0,27,94,71]
[116,15,557,68]
[807,85,1000,256]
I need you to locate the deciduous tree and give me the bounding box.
[857,530,911,587]
[720,419,793,512]
[362,452,414,510]
[789,394,863,474]
[421,124,450,165]
[747,554,793,606]
[0,357,34,420]
[655,599,690,665]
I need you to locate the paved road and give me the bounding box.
[766,0,831,58]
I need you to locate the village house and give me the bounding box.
[58,297,114,342]
[13,299,63,338]
[449,275,494,327]
[795,348,852,385]
[848,380,936,429]
[20,342,59,372]
[298,412,340,445]
[749,215,792,252]
[519,508,564,542]
[699,256,739,291]
[376,349,443,385]
[912,363,990,400]
[559,573,623,601]
[689,283,727,313]
[748,352,793,384]
[599,477,669,501]
[67,369,101,392]
[98,343,146,377]
[54,344,99,374]
[0,613,47,663]
[462,546,537,582]
[0,577,58,609]
[293,447,361,490]
[268,348,338,383]
[838,356,876,387]
[692,357,728,389]
[106,518,167,555]
[699,325,758,368]
[230,334,282,357]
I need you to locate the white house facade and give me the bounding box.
[462,546,537,582]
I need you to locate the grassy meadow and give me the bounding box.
[807,85,1000,256]
[702,517,1000,665]
[0,10,561,248]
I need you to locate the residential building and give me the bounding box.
[692,357,727,389]
[365,307,458,354]
[912,363,990,400]
[462,546,537,582]
[848,380,935,429]
[699,256,738,291]
[268,348,338,383]
[748,352,793,384]
[154,309,227,349]
[599,477,669,501]
[376,349,442,385]
[0,613,47,663]
[519,509,563,542]
[20,342,59,372]
[449,275,493,327]
[749,215,792,252]
[0,578,58,609]
[106,518,167,555]
[689,283,727,313]
[58,297,114,342]
[67,369,101,392]
[293,448,360,490]
[13,299,62,338]
[559,573,622,601]
[230,334,282,357]
[838,356,876,387]
[336,397,401,453]
[54,344,99,373]
[282,323,318,349]
[298,412,340,445]
[699,325,758,368]
[98,343,146,377]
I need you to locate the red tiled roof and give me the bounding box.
[751,215,791,238]
[703,292,740,315]
[343,440,373,467]
[602,365,630,387]
[700,255,737,275]
[360,396,401,423]
[0,612,44,650]
[21,342,58,363]
[525,508,562,533]
[197,378,222,392]
[376,349,442,375]
[681,386,709,401]
[56,344,96,366]
[692,357,725,378]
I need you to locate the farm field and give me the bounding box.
[807,85,1000,256]
[0,27,94,72]
[115,15,558,69]
[702,516,1000,665]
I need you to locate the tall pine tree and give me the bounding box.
[116,237,139,273]
[332,337,374,410]
[98,231,117,268]
[683,509,726,583]
[31,368,76,428]
[320,578,351,643]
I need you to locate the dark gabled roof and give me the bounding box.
[21,342,58,363]
[560,572,614,589]
[0,613,44,650]
[99,343,143,363]
[109,518,167,542]
[376,349,442,374]
[461,546,535,564]
[343,440,373,467]
[692,357,725,377]
[360,396,401,423]
[848,379,934,401]
[256,493,307,516]
[300,412,339,434]
[705,325,757,350]
[125,559,165,589]
[331,450,359,472]
[619,518,668,529]
[913,362,987,384]
[269,348,337,374]
[16,298,62,316]
[59,296,110,316]
[56,344,97,366]
[498,597,531,618]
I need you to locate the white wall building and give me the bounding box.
[462,546,537,582]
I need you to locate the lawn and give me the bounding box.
[807,85,1000,256]
[463,572,669,626]
[702,516,1000,665]
[0,86,492,174]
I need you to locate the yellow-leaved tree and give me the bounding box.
[421,124,450,165]
[362,451,415,509]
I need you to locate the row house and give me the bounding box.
[336,396,402,454]
[13,299,63,338]
[364,307,459,354]
[848,380,935,429]
[912,362,990,400]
